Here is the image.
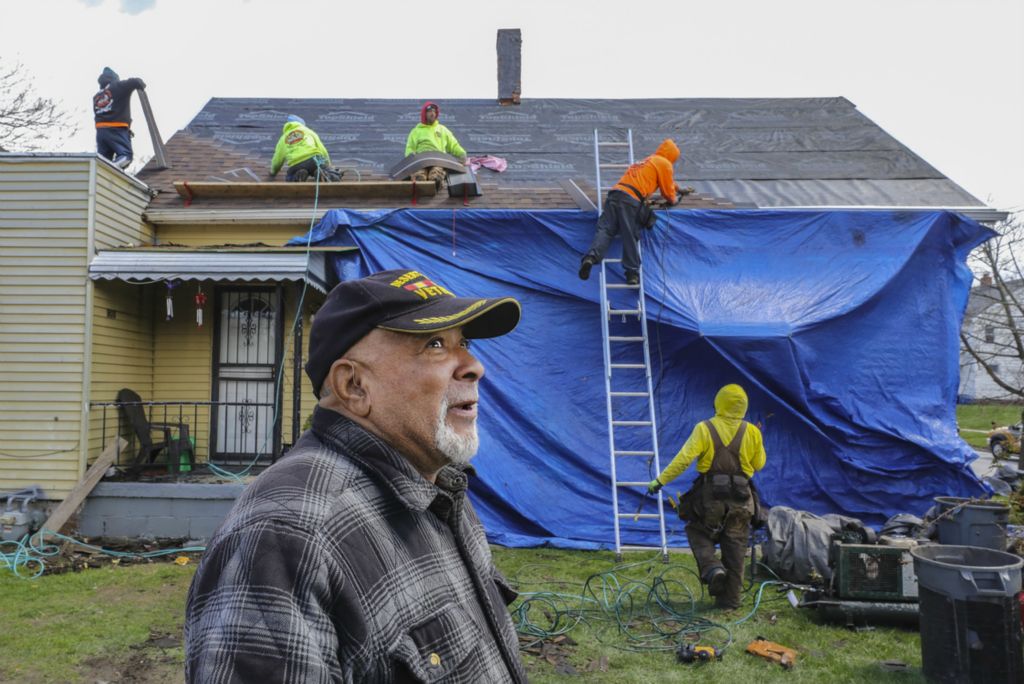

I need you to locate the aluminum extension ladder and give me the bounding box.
[593,129,669,561]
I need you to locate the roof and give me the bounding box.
[137,134,731,217]
[88,248,339,292]
[136,96,986,212]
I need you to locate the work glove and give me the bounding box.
[647,478,663,495]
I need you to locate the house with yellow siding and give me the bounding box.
[1,88,999,538]
[0,152,341,503]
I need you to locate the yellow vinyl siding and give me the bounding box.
[152,283,214,461]
[88,282,155,466]
[155,224,304,247]
[0,158,91,497]
[93,163,153,250]
[278,286,323,446]
[86,160,155,471]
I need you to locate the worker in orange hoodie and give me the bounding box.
[579,139,681,285]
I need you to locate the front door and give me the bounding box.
[211,286,283,464]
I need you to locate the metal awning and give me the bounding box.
[88,249,337,293]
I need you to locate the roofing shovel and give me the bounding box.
[137,88,170,170]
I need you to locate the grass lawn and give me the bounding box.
[0,561,195,683]
[957,402,1022,450]
[1,548,926,683]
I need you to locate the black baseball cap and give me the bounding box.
[306,269,521,397]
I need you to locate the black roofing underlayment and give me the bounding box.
[184,97,982,207]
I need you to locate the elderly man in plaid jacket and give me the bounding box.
[185,269,527,683]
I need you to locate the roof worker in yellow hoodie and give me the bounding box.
[579,138,682,286]
[270,115,334,182]
[404,101,466,187]
[648,384,767,610]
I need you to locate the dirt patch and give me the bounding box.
[78,631,184,684]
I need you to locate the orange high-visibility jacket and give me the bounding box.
[613,138,680,203]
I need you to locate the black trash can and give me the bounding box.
[934,496,1009,550]
[911,544,1023,683]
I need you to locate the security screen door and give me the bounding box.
[211,287,282,464]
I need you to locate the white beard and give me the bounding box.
[434,396,479,465]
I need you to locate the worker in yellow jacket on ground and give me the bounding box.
[404,102,466,187]
[270,115,333,182]
[649,384,767,609]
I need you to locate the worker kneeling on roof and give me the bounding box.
[648,384,767,610]
[404,101,467,187]
[270,115,337,182]
[579,138,682,286]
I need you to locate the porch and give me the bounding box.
[85,246,341,474]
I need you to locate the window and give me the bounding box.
[985,326,995,343]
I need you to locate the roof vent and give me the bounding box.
[497,29,522,105]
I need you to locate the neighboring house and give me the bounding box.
[0,39,1003,520]
[959,277,1024,401]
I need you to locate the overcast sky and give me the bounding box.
[6,0,1023,211]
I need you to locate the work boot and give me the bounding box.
[292,168,309,182]
[111,154,131,169]
[578,256,595,280]
[625,271,640,286]
[428,166,447,188]
[706,567,727,597]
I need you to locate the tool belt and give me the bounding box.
[676,473,752,518]
[619,183,657,229]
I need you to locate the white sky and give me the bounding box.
[5,0,1023,211]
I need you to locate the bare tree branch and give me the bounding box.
[962,212,1024,399]
[0,59,78,151]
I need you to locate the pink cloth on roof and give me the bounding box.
[466,155,507,173]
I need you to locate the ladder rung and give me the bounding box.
[599,163,630,169]
[614,450,655,456]
[610,391,648,397]
[608,336,644,342]
[598,142,630,147]
[617,481,653,487]
[612,420,653,426]
[619,513,661,519]
[604,258,622,263]
[609,309,640,316]
[606,284,639,289]
[610,363,645,369]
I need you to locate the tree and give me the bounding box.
[0,59,78,152]
[961,212,1024,400]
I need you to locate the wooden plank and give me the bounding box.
[137,89,170,170]
[41,437,126,534]
[174,181,437,200]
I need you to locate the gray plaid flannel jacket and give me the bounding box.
[185,407,528,683]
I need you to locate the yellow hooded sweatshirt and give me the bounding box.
[655,384,766,485]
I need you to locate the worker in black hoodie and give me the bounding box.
[93,67,146,169]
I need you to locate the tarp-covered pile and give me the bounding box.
[290,208,992,548]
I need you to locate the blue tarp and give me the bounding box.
[289,208,993,548]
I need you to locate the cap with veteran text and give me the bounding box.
[306,269,521,396]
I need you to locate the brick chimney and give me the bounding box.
[497,29,522,105]
[981,273,993,286]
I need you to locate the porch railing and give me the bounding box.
[89,400,280,471]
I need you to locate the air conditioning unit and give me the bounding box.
[832,543,919,601]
